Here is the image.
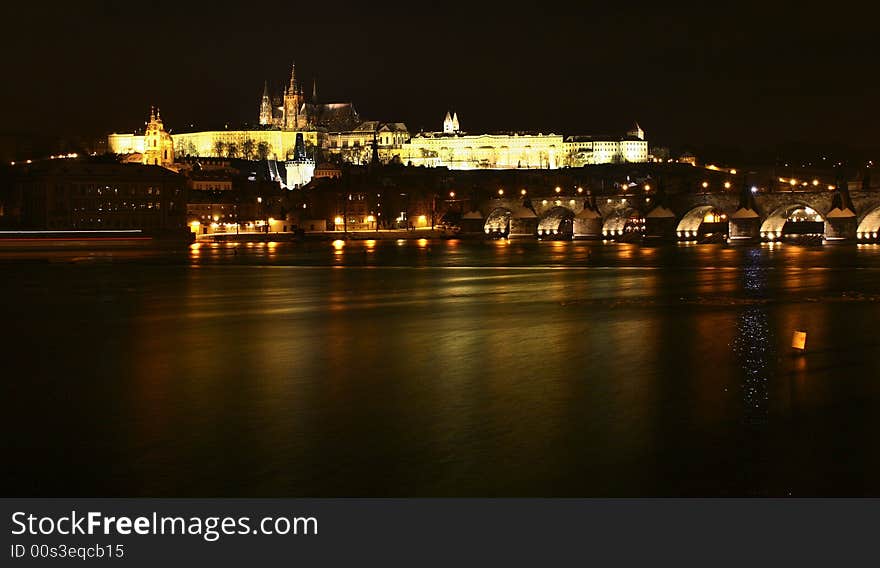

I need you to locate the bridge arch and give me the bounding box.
[675,205,729,240]
[537,206,575,239]
[484,207,512,237]
[760,203,825,240]
[857,206,880,241]
[601,209,644,239]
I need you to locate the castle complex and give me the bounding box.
[107,61,649,183]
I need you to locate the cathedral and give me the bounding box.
[259,63,360,132]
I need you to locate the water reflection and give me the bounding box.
[4,241,880,496]
[733,248,771,426]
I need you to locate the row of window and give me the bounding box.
[73,202,163,212]
[68,185,175,197]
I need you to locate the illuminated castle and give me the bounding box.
[107,60,649,172]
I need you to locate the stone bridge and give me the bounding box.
[458,189,880,242]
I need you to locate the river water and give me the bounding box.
[3,239,880,496]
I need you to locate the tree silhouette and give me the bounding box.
[241,139,255,161]
[256,141,270,160]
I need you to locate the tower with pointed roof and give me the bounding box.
[443,111,460,133]
[285,132,315,189]
[142,106,175,168]
[259,81,272,126]
[627,121,645,140]
[283,62,308,130]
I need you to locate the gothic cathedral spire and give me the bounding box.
[283,61,306,130]
[259,80,272,126]
[288,62,297,93]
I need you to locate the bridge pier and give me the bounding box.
[574,208,602,239]
[728,209,761,242]
[645,206,676,241]
[460,211,485,235]
[825,209,857,241]
[510,216,537,237]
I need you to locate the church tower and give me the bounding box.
[259,81,272,126]
[627,121,645,140]
[443,111,460,134]
[142,106,175,168]
[283,62,306,130]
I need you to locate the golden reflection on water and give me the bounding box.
[64,238,880,494]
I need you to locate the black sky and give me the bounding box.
[2,1,878,159]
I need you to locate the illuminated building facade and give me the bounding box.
[399,111,565,169]
[398,114,648,170]
[563,123,648,166]
[323,122,410,164]
[285,133,315,189]
[107,64,649,174]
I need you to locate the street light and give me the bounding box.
[498,189,504,196]
[701,181,709,189]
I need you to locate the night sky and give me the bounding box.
[2,2,878,160]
